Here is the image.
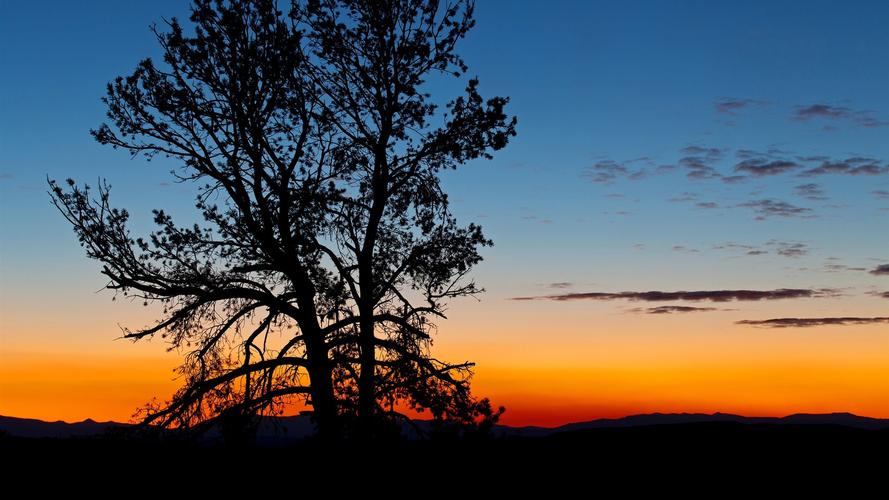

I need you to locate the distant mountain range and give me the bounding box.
[2,412,887,441]
[498,412,889,437]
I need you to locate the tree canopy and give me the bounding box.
[50,0,516,440]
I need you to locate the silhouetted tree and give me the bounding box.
[50,0,514,440]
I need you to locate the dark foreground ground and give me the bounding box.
[2,422,888,491]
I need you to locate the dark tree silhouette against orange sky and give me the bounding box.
[50,0,515,440]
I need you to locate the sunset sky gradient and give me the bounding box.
[1,0,888,426]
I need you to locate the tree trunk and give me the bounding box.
[305,342,338,440]
[293,279,339,439]
[357,302,376,438]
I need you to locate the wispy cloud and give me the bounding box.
[668,192,698,203]
[772,242,807,258]
[583,158,648,184]
[793,103,889,128]
[583,146,887,186]
[735,159,800,177]
[799,157,889,177]
[695,201,719,209]
[672,245,700,253]
[794,104,851,120]
[714,98,767,116]
[713,240,808,257]
[511,288,836,302]
[794,183,827,201]
[713,242,760,254]
[667,192,721,209]
[873,190,889,200]
[738,199,814,220]
[822,262,868,273]
[630,306,720,314]
[678,146,724,180]
[721,175,748,184]
[521,214,554,224]
[547,282,574,289]
[737,317,889,328]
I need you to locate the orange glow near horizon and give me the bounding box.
[2,313,888,426]
[0,350,180,423]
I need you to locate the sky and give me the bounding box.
[1,0,887,427]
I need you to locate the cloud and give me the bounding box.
[857,116,889,128]
[714,98,766,115]
[547,282,573,289]
[793,104,889,128]
[794,104,851,120]
[868,291,889,299]
[672,245,700,253]
[734,159,800,177]
[738,199,813,220]
[730,147,806,178]
[714,242,750,250]
[667,192,720,209]
[721,175,748,184]
[584,146,887,188]
[737,317,889,328]
[799,158,889,177]
[583,159,647,183]
[522,215,554,224]
[794,183,827,201]
[823,263,868,273]
[0,173,13,181]
[713,241,808,257]
[873,190,889,199]
[682,146,723,156]
[769,240,808,258]
[511,288,836,302]
[668,192,698,203]
[727,149,889,178]
[630,306,720,314]
[678,146,725,180]
[870,264,889,276]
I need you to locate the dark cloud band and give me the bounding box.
[870,264,889,276]
[511,288,835,302]
[737,317,889,328]
[631,306,720,314]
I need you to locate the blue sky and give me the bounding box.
[2,0,887,309]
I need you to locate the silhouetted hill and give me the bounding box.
[260,411,889,442]
[2,414,888,490]
[499,411,889,437]
[0,415,126,438]
[2,411,887,441]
